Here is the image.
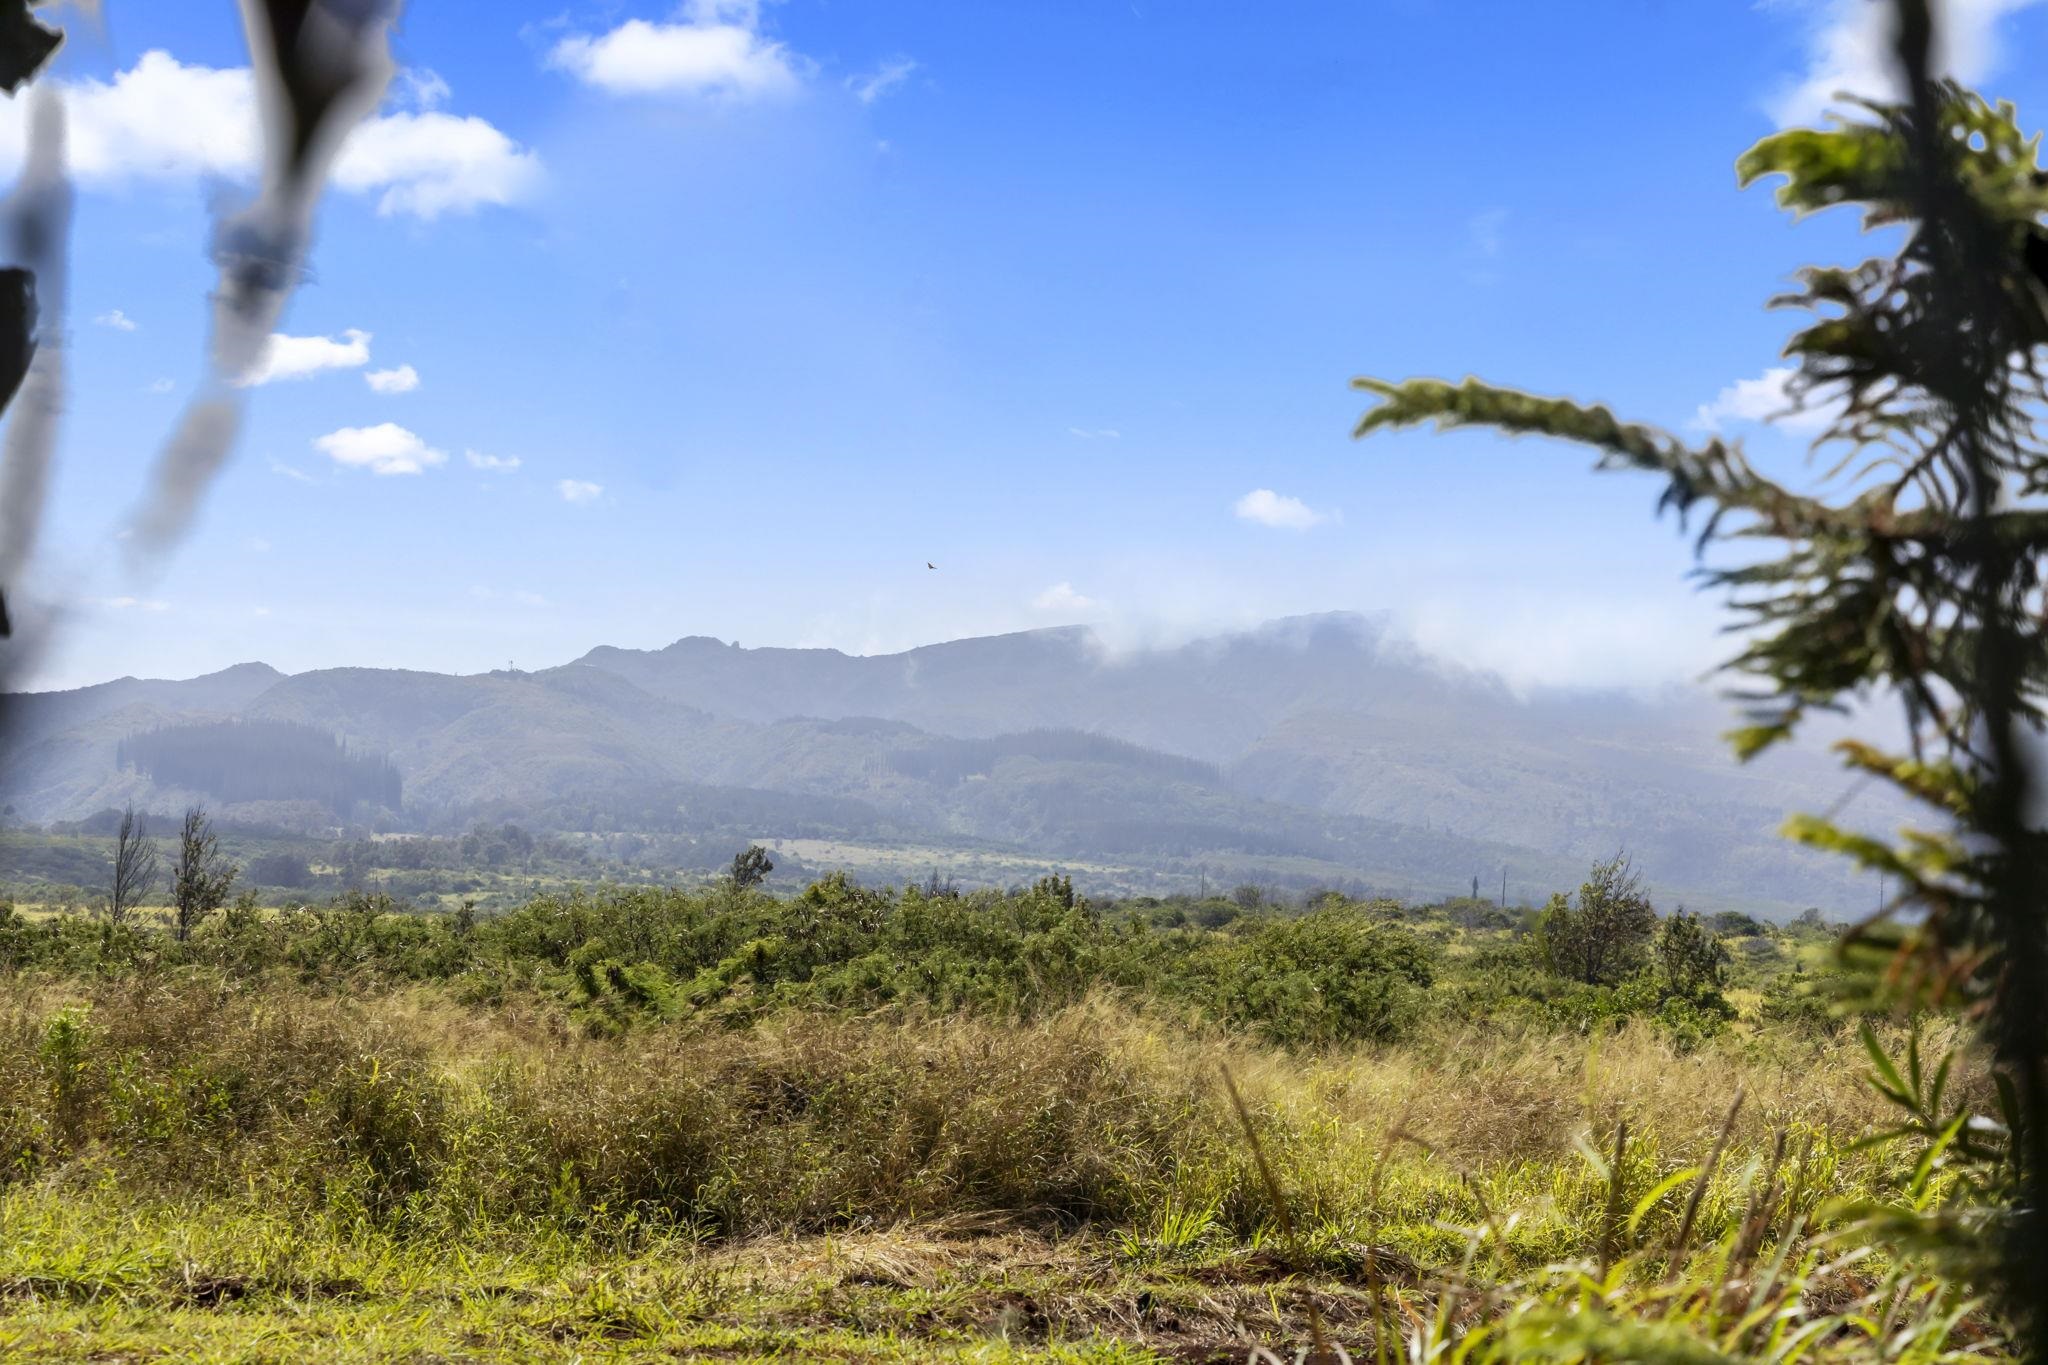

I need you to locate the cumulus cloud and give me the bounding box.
[848,56,917,104]
[365,363,419,394]
[313,423,447,476]
[1767,0,2045,128]
[332,108,544,217]
[466,449,520,472]
[1031,582,1099,614]
[0,51,540,219]
[557,478,604,503]
[237,329,371,386]
[1234,488,1330,531]
[1693,366,1839,436]
[94,308,137,332]
[547,8,802,97]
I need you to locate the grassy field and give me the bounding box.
[0,880,1999,1361]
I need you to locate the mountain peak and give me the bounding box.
[212,661,286,682]
[9,659,284,700]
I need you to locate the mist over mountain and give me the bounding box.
[0,613,1887,915]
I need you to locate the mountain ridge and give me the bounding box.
[0,614,1885,914]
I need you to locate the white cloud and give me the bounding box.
[94,308,137,332]
[849,56,917,104]
[144,378,174,394]
[1234,488,1330,531]
[237,328,370,386]
[466,449,521,472]
[394,67,452,111]
[557,478,604,503]
[1767,0,2045,128]
[269,459,317,484]
[1400,589,1725,695]
[0,51,541,219]
[332,108,544,218]
[313,423,447,476]
[1067,426,1121,440]
[248,537,272,553]
[1693,365,1838,436]
[53,52,256,180]
[92,595,170,612]
[548,14,801,97]
[1031,582,1099,614]
[365,363,420,394]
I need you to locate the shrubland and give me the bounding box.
[0,862,2000,1361]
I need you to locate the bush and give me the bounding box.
[1653,910,1731,1005]
[1533,855,1657,986]
[246,851,314,888]
[1184,907,1435,1046]
[1758,967,1856,1037]
[0,982,1227,1234]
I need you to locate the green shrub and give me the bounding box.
[1182,906,1434,1046]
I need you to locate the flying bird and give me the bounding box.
[927,562,936,569]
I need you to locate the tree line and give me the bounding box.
[117,719,401,815]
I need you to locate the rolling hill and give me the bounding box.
[0,614,1891,913]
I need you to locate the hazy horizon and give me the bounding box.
[14,607,1743,709]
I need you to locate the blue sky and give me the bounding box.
[9,0,2048,691]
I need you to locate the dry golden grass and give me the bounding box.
[0,976,1989,1360]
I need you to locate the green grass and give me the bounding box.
[0,1160,1988,1363]
[0,1195,1193,1362]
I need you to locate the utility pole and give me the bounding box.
[1500,868,1507,910]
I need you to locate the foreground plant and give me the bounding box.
[1355,0,2048,1348]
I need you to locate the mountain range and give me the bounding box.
[0,613,1890,915]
